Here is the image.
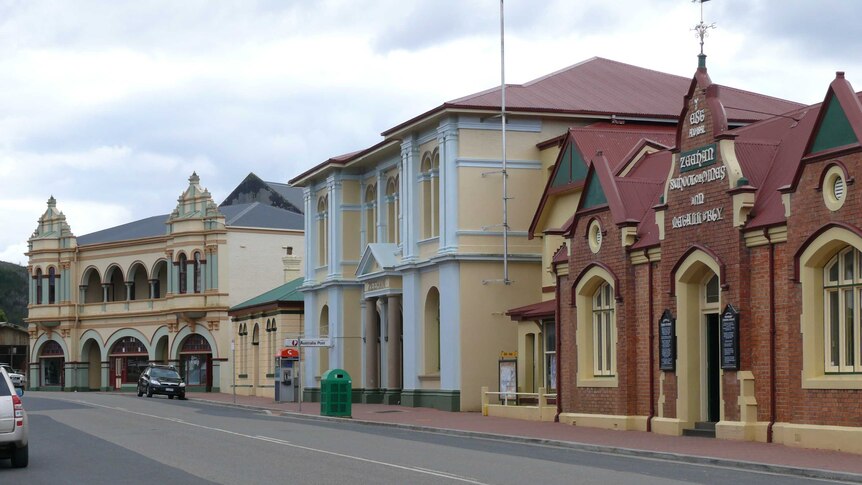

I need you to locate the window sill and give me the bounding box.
[576,375,618,388]
[802,374,862,390]
[418,237,440,245]
[418,373,440,381]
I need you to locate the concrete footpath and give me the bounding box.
[188,393,862,482]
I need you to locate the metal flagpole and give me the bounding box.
[500,0,510,284]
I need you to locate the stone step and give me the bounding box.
[694,421,716,431]
[682,428,716,438]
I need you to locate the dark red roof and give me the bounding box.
[506,298,556,321]
[530,124,675,238]
[384,57,804,136]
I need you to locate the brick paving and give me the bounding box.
[190,393,862,480]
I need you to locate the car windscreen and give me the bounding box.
[150,368,180,379]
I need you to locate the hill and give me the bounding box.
[0,261,28,326]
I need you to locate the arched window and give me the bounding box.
[386,176,399,244]
[420,150,440,239]
[35,268,43,305]
[424,288,441,373]
[317,195,329,266]
[824,247,862,373]
[48,267,56,304]
[319,306,329,375]
[193,252,202,293]
[178,253,188,294]
[252,324,260,346]
[592,282,615,376]
[364,184,377,246]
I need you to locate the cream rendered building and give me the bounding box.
[290,58,703,412]
[25,173,304,394]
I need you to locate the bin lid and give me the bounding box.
[278,348,299,358]
[321,368,351,381]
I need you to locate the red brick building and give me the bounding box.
[553,55,862,454]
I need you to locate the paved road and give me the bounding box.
[0,393,847,484]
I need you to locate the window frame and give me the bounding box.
[823,247,862,374]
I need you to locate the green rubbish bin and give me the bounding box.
[320,368,352,417]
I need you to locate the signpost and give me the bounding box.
[284,337,331,412]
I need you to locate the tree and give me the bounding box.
[0,308,7,322]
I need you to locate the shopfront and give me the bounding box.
[109,336,148,390]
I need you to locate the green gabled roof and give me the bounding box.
[551,143,588,188]
[582,171,608,209]
[809,95,858,154]
[229,277,304,312]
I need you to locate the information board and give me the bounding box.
[720,304,740,370]
[498,359,517,402]
[659,309,676,371]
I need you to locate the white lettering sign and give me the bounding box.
[672,207,724,229]
[691,193,704,206]
[669,165,726,191]
[679,144,716,172]
[284,338,332,347]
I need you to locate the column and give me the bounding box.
[125,282,133,301]
[148,280,157,299]
[79,285,87,303]
[387,295,402,390]
[438,117,459,254]
[101,283,110,302]
[400,136,419,261]
[327,176,342,279]
[303,187,315,285]
[185,260,194,294]
[364,298,379,390]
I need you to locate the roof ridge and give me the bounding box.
[522,57,691,87]
[224,202,259,225]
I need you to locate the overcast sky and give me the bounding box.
[3,0,861,265]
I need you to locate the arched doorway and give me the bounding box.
[109,336,148,390]
[674,251,721,426]
[40,340,65,389]
[179,334,213,392]
[81,338,103,391]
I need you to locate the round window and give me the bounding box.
[833,176,845,201]
[822,165,848,212]
[588,220,603,254]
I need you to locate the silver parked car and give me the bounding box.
[0,367,28,468]
[0,364,25,389]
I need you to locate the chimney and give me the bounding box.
[282,246,302,283]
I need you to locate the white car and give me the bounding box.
[0,367,27,467]
[0,364,25,389]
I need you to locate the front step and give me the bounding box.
[682,421,716,438]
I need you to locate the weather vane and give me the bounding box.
[692,0,716,56]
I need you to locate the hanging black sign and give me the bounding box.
[659,309,676,371]
[721,304,740,370]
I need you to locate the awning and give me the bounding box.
[506,299,556,322]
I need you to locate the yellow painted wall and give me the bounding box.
[458,260,542,411]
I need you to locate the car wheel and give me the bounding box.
[146,385,153,398]
[137,385,143,397]
[179,393,186,400]
[11,444,28,468]
[168,395,174,399]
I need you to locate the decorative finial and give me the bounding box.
[692,0,716,60]
[48,195,56,207]
[189,172,200,184]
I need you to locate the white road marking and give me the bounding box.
[68,399,489,484]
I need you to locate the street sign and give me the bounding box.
[284,337,331,347]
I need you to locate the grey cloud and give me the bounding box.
[714,0,862,63]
